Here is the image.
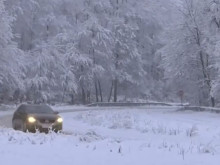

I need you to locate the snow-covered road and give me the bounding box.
[0,105,179,128]
[0,105,94,128]
[0,106,220,165]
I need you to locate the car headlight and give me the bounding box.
[57,117,63,123]
[28,117,36,123]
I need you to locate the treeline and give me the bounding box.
[1,0,220,106]
[0,0,169,104]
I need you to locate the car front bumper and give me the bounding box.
[25,121,62,133]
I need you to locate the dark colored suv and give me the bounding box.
[12,104,63,133]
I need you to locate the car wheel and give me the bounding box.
[14,119,27,132]
[12,119,21,130]
[20,122,27,132]
[12,120,17,130]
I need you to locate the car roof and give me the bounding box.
[17,104,53,113]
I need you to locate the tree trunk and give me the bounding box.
[199,51,215,107]
[108,81,114,102]
[113,78,118,102]
[61,87,66,103]
[75,13,79,24]
[193,22,215,107]
[95,80,99,102]
[113,51,119,103]
[82,87,86,104]
[70,93,74,105]
[87,90,91,103]
[98,80,103,102]
[211,96,215,107]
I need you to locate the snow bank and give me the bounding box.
[179,106,220,113]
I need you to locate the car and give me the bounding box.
[12,104,63,133]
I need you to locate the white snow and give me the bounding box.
[0,106,220,165]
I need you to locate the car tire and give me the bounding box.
[20,122,27,132]
[13,119,27,132]
[12,119,21,130]
[12,120,17,130]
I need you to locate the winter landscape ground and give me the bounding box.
[0,105,220,165]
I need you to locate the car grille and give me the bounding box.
[39,119,55,123]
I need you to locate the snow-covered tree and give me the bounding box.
[161,0,220,106]
[0,0,24,101]
[0,0,190,104]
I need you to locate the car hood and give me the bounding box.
[28,113,59,120]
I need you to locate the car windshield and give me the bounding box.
[18,104,54,114]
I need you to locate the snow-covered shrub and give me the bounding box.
[0,128,64,145]
[197,143,216,154]
[152,124,167,135]
[168,128,180,135]
[186,125,198,137]
[178,147,186,160]
[79,130,103,143]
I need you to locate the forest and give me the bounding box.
[1,0,220,107]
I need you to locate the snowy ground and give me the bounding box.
[0,106,220,165]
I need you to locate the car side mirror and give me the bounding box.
[54,111,59,114]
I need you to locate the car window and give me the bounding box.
[23,105,54,114]
[16,105,26,113]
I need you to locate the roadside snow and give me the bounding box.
[0,106,220,165]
